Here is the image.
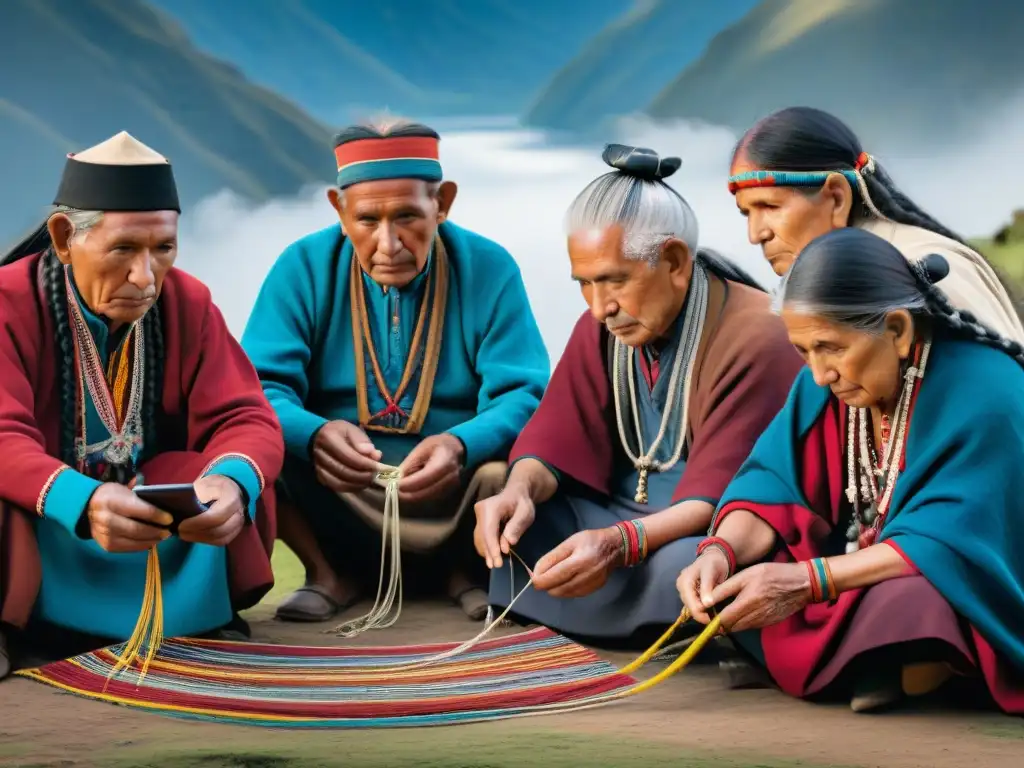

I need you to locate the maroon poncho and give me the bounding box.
[0,252,283,629]
[510,275,804,504]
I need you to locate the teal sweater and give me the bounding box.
[241,221,550,467]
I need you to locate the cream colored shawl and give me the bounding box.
[858,217,1024,343]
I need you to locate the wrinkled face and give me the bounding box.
[782,309,914,410]
[568,224,691,347]
[731,155,852,276]
[330,178,456,288]
[50,210,178,327]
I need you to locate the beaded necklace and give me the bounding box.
[64,266,145,470]
[349,237,448,435]
[844,338,930,552]
[611,262,709,504]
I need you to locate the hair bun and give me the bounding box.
[919,253,950,285]
[602,143,681,181]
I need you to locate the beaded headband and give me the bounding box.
[727,151,873,194]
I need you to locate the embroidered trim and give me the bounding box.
[36,466,70,517]
[200,452,265,494]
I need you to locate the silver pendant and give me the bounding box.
[102,437,134,465]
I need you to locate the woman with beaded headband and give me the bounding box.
[0,132,283,680]
[678,227,1024,714]
[728,106,1023,343]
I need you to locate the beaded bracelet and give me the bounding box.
[805,557,838,603]
[615,519,648,567]
[696,536,737,577]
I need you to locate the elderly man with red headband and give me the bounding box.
[242,117,549,626]
[727,106,1023,342]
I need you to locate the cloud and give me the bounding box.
[175,106,1024,361]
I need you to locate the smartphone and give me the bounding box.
[134,483,208,525]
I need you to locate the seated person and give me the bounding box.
[0,132,283,679]
[474,145,804,643]
[678,227,1024,713]
[241,118,549,623]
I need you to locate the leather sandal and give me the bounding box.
[274,584,359,623]
[452,586,490,622]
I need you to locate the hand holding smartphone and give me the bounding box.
[133,483,208,531]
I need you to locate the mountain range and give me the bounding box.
[0,0,335,247]
[147,0,628,124]
[1,0,1021,247]
[524,0,761,133]
[644,0,1024,150]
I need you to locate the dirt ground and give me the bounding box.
[2,553,1023,768]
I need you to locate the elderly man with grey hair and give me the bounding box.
[0,131,283,679]
[242,117,549,628]
[474,144,804,644]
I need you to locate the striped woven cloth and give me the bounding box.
[15,627,637,727]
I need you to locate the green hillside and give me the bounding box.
[0,0,335,247]
[973,211,1024,293]
[646,0,1024,149]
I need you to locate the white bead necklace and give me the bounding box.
[611,263,709,504]
[844,339,931,552]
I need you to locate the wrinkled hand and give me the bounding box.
[531,528,623,598]
[709,562,813,633]
[86,482,172,553]
[176,474,247,547]
[398,434,464,503]
[473,485,535,569]
[676,548,732,625]
[313,420,382,494]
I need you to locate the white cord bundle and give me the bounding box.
[331,464,404,637]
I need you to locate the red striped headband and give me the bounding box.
[334,136,442,188]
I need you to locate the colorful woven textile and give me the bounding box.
[16,627,637,728]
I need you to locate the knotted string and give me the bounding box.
[330,463,405,636]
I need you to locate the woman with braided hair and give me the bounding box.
[677,226,1024,714]
[728,106,1023,343]
[0,132,283,680]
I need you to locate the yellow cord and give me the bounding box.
[104,545,164,688]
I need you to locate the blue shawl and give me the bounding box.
[717,335,1024,670]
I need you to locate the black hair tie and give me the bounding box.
[602,143,681,181]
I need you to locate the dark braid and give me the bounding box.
[859,165,966,244]
[40,249,166,481]
[696,248,766,293]
[141,301,165,466]
[910,260,1024,368]
[42,250,78,468]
